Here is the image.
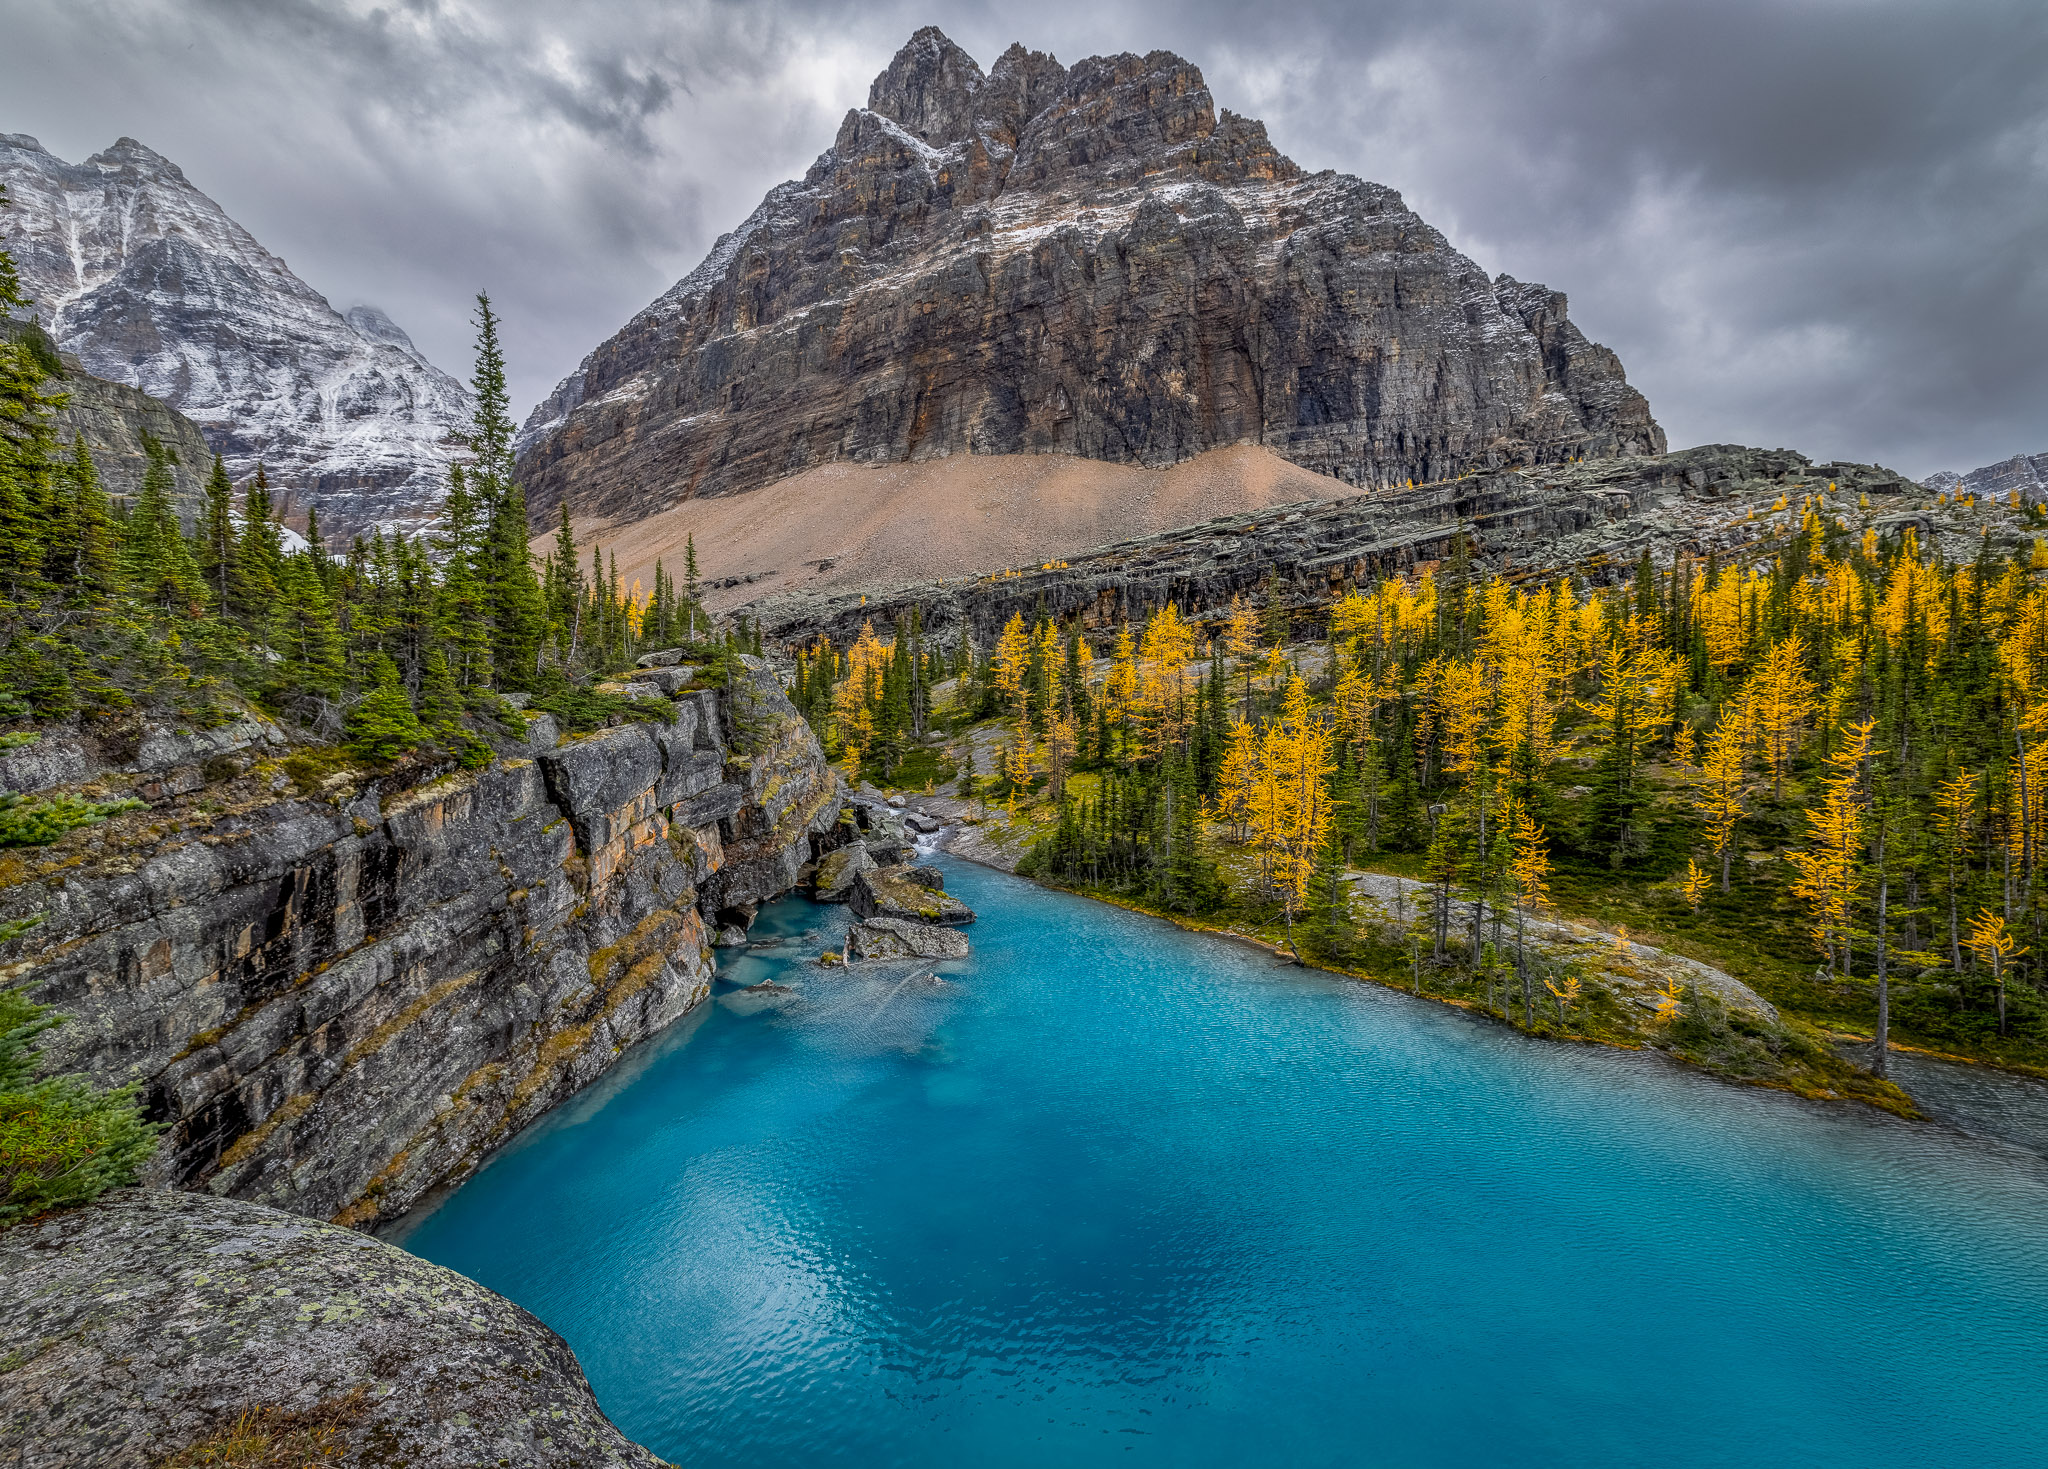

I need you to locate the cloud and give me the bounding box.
[2,0,2043,477]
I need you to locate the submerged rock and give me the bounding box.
[0,1189,661,1468]
[847,917,971,961]
[850,865,975,926]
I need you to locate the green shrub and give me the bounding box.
[0,986,160,1225]
[0,792,144,848]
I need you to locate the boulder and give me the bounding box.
[850,865,975,926]
[865,838,915,866]
[904,865,945,890]
[712,924,749,948]
[902,811,943,834]
[0,1189,662,1468]
[812,843,876,902]
[846,917,970,961]
[635,647,687,668]
[629,666,694,696]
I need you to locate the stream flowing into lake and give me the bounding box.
[394,858,2048,1467]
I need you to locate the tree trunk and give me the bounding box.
[1873,872,1889,1079]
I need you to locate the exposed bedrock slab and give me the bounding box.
[0,1189,661,1468]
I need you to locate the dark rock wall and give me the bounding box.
[0,664,839,1230]
[516,28,1664,527]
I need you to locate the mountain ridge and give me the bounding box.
[515,27,1664,530]
[0,131,467,540]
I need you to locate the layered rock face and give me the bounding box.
[0,662,838,1229]
[0,133,467,540]
[747,444,1913,646]
[0,1189,660,1468]
[516,27,1665,526]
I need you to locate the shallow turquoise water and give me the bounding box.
[395,859,2048,1467]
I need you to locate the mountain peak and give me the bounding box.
[517,27,1662,524]
[0,135,466,538]
[91,136,184,178]
[866,25,985,144]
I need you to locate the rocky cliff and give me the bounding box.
[1924,450,2048,501]
[516,27,1664,527]
[0,133,468,540]
[744,444,1914,646]
[0,661,838,1230]
[0,1188,660,1468]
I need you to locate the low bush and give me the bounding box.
[0,792,143,848]
[0,985,160,1225]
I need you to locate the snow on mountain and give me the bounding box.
[0,132,467,540]
[1922,452,2048,501]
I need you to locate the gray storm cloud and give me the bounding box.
[2,0,2041,479]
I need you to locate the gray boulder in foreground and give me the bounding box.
[846,917,970,961]
[0,1189,660,1468]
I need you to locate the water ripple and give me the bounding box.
[398,861,2048,1468]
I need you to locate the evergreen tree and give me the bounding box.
[196,454,236,610]
[122,454,202,613]
[50,436,119,598]
[346,654,422,761]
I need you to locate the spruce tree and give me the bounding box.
[51,436,119,599]
[271,554,345,698]
[197,454,236,610]
[457,296,546,689]
[435,465,491,689]
[346,654,422,761]
[123,454,202,613]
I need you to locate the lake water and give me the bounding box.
[393,858,2048,1467]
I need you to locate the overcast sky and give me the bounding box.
[3,0,2043,478]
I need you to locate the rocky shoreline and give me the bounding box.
[0,657,843,1465]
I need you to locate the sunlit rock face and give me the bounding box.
[0,133,467,540]
[517,26,1664,526]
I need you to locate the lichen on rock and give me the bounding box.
[0,1188,662,1468]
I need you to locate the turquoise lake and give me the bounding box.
[394,858,2048,1467]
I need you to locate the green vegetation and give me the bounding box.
[0,791,142,847]
[806,494,2048,1100]
[0,982,160,1225]
[0,196,733,762]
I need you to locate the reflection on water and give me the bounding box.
[396,860,2048,1469]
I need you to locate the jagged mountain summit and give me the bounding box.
[0,133,467,539]
[517,26,1664,528]
[1923,451,2048,501]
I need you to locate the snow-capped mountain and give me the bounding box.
[1923,452,2048,501]
[0,133,467,540]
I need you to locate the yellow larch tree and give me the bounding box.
[1964,907,2026,1037]
[1787,717,1875,975]
[1748,635,1819,797]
